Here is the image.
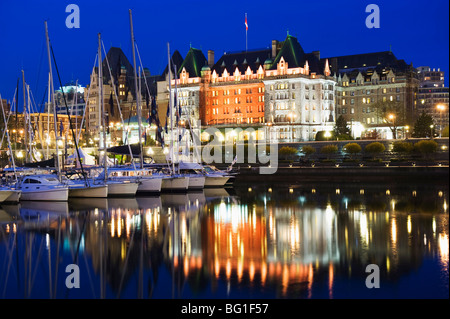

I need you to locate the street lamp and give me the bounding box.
[324,131,331,141]
[430,124,434,138]
[388,113,396,139]
[436,104,445,138]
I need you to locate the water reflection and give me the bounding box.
[0,183,448,299]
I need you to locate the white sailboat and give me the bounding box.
[97,32,139,197]
[18,174,68,201]
[14,22,69,202]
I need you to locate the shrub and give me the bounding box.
[392,141,414,153]
[364,142,385,160]
[279,146,298,161]
[343,143,362,159]
[414,140,438,161]
[320,144,338,160]
[301,145,316,159]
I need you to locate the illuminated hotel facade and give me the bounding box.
[168,34,336,142]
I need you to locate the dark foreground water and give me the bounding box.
[0,181,448,299]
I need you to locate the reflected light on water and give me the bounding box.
[0,183,447,299]
[439,233,449,269]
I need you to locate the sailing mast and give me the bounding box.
[98,33,107,183]
[0,96,17,180]
[22,70,28,163]
[129,9,144,169]
[167,42,175,175]
[44,21,61,180]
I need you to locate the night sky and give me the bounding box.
[0,0,448,111]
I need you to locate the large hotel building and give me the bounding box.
[74,34,429,144]
[168,34,336,142]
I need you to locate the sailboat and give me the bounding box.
[0,95,21,202]
[13,24,70,201]
[96,32,138,197]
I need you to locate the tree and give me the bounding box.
[320,144,338,160]
[334,115,351,137]
[373,100,406,139]
[343,143,362,160]
[412,112,435,138]
[364,142,385,160]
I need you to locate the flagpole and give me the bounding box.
[245,13,248,52]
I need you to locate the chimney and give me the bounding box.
[271,40,278,59]
[208,50,214,67]
[312,50,320,60]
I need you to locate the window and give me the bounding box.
[351,108,355,114]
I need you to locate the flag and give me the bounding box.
[245,13,248,31]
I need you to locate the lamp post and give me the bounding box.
[430,124,434,139]
[388,113,396,139]
[437,104,445,138]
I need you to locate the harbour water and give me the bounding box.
[0,181,448,299]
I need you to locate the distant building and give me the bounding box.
[416,66,449,131]
[52,82,86,117]
[329,51,419,139]
[84,47,159,146]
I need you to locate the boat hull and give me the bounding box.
[0,190,14,203]
[137,177,162,193]
[69,184,108,198]
[161,176,189,191]
[5,190,21,203]
[188,176,205,189]
[107,181,139,197]
[20,187,69,201]
[204,175,230,187]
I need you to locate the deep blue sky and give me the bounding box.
[0,0,448,110]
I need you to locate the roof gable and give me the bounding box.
[270,35,305,70]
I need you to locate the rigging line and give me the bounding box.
[27,87,45,156]
[101,40,136,169]
[33,36,45,104]
[135,42,172,168]
[50,44,89,185]
[0,88,17,153]
[77,54,98,144]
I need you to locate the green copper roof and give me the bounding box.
[270,35,305,70]
[177,47,207,78]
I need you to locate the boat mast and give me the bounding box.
[167,42,175,175]
[47,72,51,159]
[98,33,107,183]
[44,21,61,180]
[22,70,28,163]
[0,97,17,180]
[129,9,144,169]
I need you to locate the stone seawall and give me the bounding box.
[235,165,449,183]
